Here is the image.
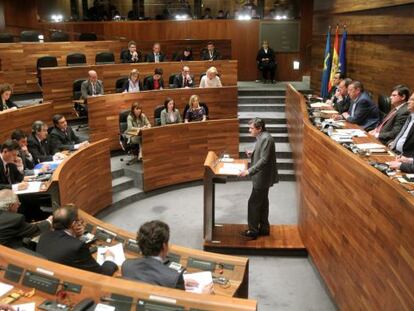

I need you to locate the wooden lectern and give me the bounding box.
[203,151,306,255]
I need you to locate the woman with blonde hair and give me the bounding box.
[184,95,206,123]
[122,69,143,93]
[199,66,222,88]
[125,102,151,160]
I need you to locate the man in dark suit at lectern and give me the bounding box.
[239,118,278,239]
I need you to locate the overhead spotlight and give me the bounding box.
[274,15,282,20]
[51,14,63,22]
[282,15,288,20]
[175,14,189,20]
[293,61,300,70]
[237,15,252,21]
[112,15,121,21]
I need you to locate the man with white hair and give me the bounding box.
[80,70,104,100]
[0,189,52,249]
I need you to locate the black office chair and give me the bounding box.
[154,105,165,126]
[119,109,140,165]
[78,32,97,41]
[378,94,392,120]
[66,53,87,66]
[37,56,58,87]
[0,33,14,43]
[143,75,152,90]
[72,79,88,131]
[115,76,128,93]
[169,73,177,88]
[50,31,69,42]
[20,30,42,42]
[95,51,115,64]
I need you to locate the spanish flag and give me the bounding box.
[328,26,339,92]
[320,28,331,99]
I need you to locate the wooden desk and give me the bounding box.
[141,119,239,191]
[88,86,238,150]
[78,210,249,298]
[47,140,112,215]
[0,41,125,94]
[0,245,257,311]
[0,102,53,143]
[41,60,238,118]
[286,84,414,310]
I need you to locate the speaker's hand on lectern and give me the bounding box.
[239,169,249,177]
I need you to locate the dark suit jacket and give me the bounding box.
[392,115,414,157]
[0,158,24,190]
[37,230,118,276]
[201,49,221,61]
[346,92,380,130]
[0,99,17,111]
[48,127,82,154]
[172,74,194,88]
[144,77,164,90]
[120,50,141,63]
[333,95,351,114]
[80,80,104,100]
[248,131,278,189]
[256,48,276,67]
[400,162,414,173]
[378,103,409,145]
[145,52,166,62]
[122,257,185,289]
[27,134,53,164]
[0,211,50,248]
[122,79,143,92]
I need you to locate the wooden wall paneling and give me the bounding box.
[87,86,238,150]
[286,84,414,310]
[41,60,238,118]
[3,0,38,29]
[0,102,53,143]
[0,246,257,311]
[141,119,240,191]
[313,0,414,14]
[51,139,112,215]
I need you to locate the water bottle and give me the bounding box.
[327,125,334,136]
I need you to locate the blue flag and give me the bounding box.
[321,29,332,99]
[338,29,347,76]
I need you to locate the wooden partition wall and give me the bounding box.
[88,86,238,150]
[286,84,414,310]
[0,102,53,143]
[142,119,239,191]
[0,245,257,311]
[42,60,238,118]
[311,1,414,99]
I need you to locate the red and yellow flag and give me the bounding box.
[328,26,339,92]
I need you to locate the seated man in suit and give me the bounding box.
[369,85,410,145]
[27,121,53,164]
[337,81,380,130]
[121,40,141,63]
[11,129,35,174]
[49,114,89,154]
[172,65,194,88]
[122,220,185,289]
[201,41,221,61]
[145,42,166,63]
[144,68,164,90]
[0,189,52,249]
[327,72,345,99]
[329,78,352,114]
[0,140,27,191]
[389,92,414,157]
[37,204,118,276]
[81,70,104,101]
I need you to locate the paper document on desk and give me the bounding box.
[97,243,126,266]
[12,181,42,194]
[334,129,367,137]
[310,102,332,109]
[34,160,63,170]
[12,302,35,311]
[0,281,13,296]
[183,271,213,294]
[356,143,386,150]
[218,163,245,175]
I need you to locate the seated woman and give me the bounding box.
[0,84,17,112]
[121,40,141,63]
[185,95,206,123]
[175,47,193,61]
[160,97,182,126]
[144,67,164,90]
[256,40,276,83]
[122,69,143,93]
[125,102,151,160]
[199,67,222,88]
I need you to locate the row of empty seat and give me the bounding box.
[0,31,98,43]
